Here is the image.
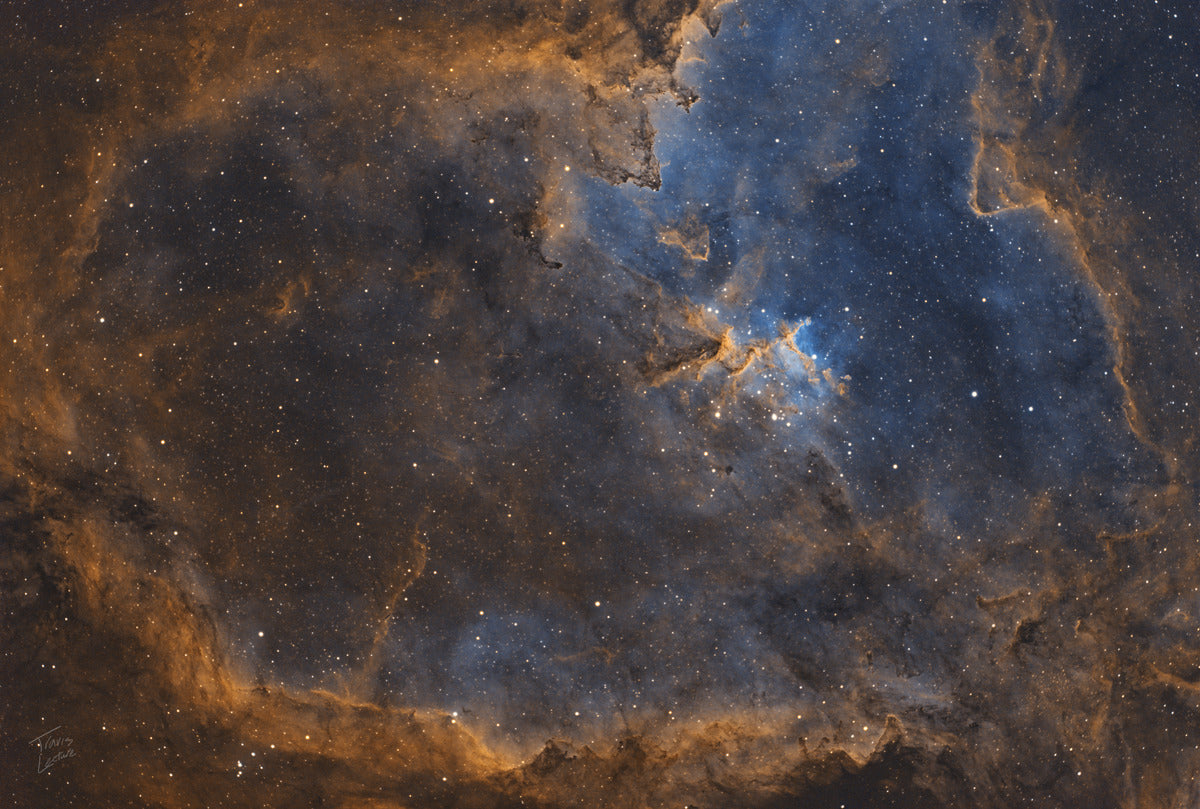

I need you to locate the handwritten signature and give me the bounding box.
[30,727,77,773]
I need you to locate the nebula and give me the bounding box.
[3,0,1199,806]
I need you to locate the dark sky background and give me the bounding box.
[2,0,1199,806]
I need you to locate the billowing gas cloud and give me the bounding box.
[3,0,1199,807]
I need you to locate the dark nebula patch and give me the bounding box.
[2,0,1199,807]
